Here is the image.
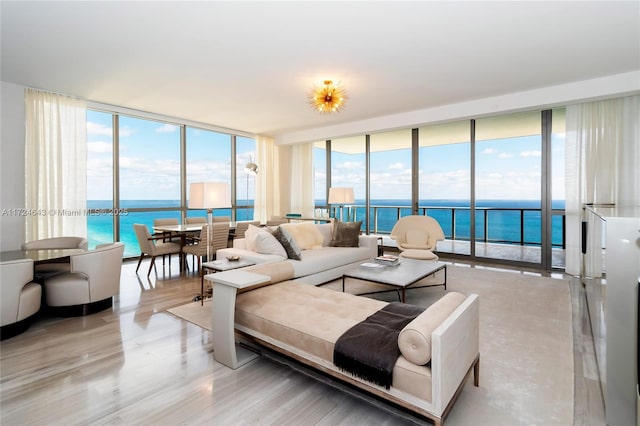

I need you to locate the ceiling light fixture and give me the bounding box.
[309,80,347,114]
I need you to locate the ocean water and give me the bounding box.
[87,199,566,257]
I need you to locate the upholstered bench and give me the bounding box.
[210,261,480,426]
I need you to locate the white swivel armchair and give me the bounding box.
[1,259,42,340]
[390,215,445,260]
[22,236,89,276]
[43,242,125,316]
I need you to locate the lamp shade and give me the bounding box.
[328,187,355,204]
[188,182,231,209]
[245,162,258,175]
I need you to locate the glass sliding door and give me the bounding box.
[330,136,365,223]
[418,121,471,255]
[474,111,543,264]
[369,129,412,234]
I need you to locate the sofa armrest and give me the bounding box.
[430,294,480,416]
[232,238,248,249]
[216,247,284,265]
[358,235,379,258]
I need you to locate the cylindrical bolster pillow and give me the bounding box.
[398,292,467,365]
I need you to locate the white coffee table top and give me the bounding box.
[344,258,446,288]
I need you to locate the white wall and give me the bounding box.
[1,81,26,250]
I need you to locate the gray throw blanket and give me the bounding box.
[333,302,425,389]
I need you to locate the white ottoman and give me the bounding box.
[399,249,439,261]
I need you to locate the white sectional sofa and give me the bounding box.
[216,221,378,285]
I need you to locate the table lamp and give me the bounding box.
[328,187,354,221]
[189,182,231,260]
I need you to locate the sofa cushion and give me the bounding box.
[253,230,287,258]
[244,224,263,251]
[397,292,467,365]
[280,222,324,250]
[291,246,372,278]
[330,221,362,247]
[272,227,302,260]
[316,222,334,247]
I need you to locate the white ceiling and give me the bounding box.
[2,1,639,142]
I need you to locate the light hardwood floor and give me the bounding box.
[0,256,604,425]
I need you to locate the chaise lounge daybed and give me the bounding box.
[208,261,480,426]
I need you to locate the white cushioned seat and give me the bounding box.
[1,259,42,339]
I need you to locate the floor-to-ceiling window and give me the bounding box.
[418,120,471,255]
[314,108,565,269]
[118,115,182,257]
[86,110,114,249]
[313,141,328,215]
[235,136,257,221]
[551,108,566,268]
[185,127,232,221]
[369,129,412,233]
[330,136,366,223]
[474,111,543,264]
[86,108,254,257]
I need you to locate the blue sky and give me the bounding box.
[88,110,565,203]
[316,134,565,201]
[86,110,256,201]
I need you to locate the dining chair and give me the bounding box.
[0,259,42,340]
[182,223,230,271]
[153,218,180,262]
[133,224,182,277]
[43,242,125,316]
[185,217,208,225]
[234,221,260,240]
[21,236,89,276]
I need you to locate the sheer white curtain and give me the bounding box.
[289,143,315,217]
[25,89,87,242]
[564,95,640,275]
[254,135,281,222]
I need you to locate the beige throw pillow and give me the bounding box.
[280,222,324,250]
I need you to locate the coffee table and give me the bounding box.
[342,258,446,302]
[199,259,255,305]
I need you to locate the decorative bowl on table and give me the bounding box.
[226,255,240,262]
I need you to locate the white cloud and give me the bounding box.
[488,172,503,178]
[87,121,112,137]
[389,162,404,170]
[520,150,541,157]
[119,126,135,137]
[156,124,178,133]
[87,141,112,154]
[498,152,513,159]
[482,148,497,154]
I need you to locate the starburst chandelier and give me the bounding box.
[309,80,347,113]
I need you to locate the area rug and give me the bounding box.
[166,264,574,425]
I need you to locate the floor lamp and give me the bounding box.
[328,187,354,222]
[188,182,231,261]
[245,158,258,220]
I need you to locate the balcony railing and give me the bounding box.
[332,204,566,248]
